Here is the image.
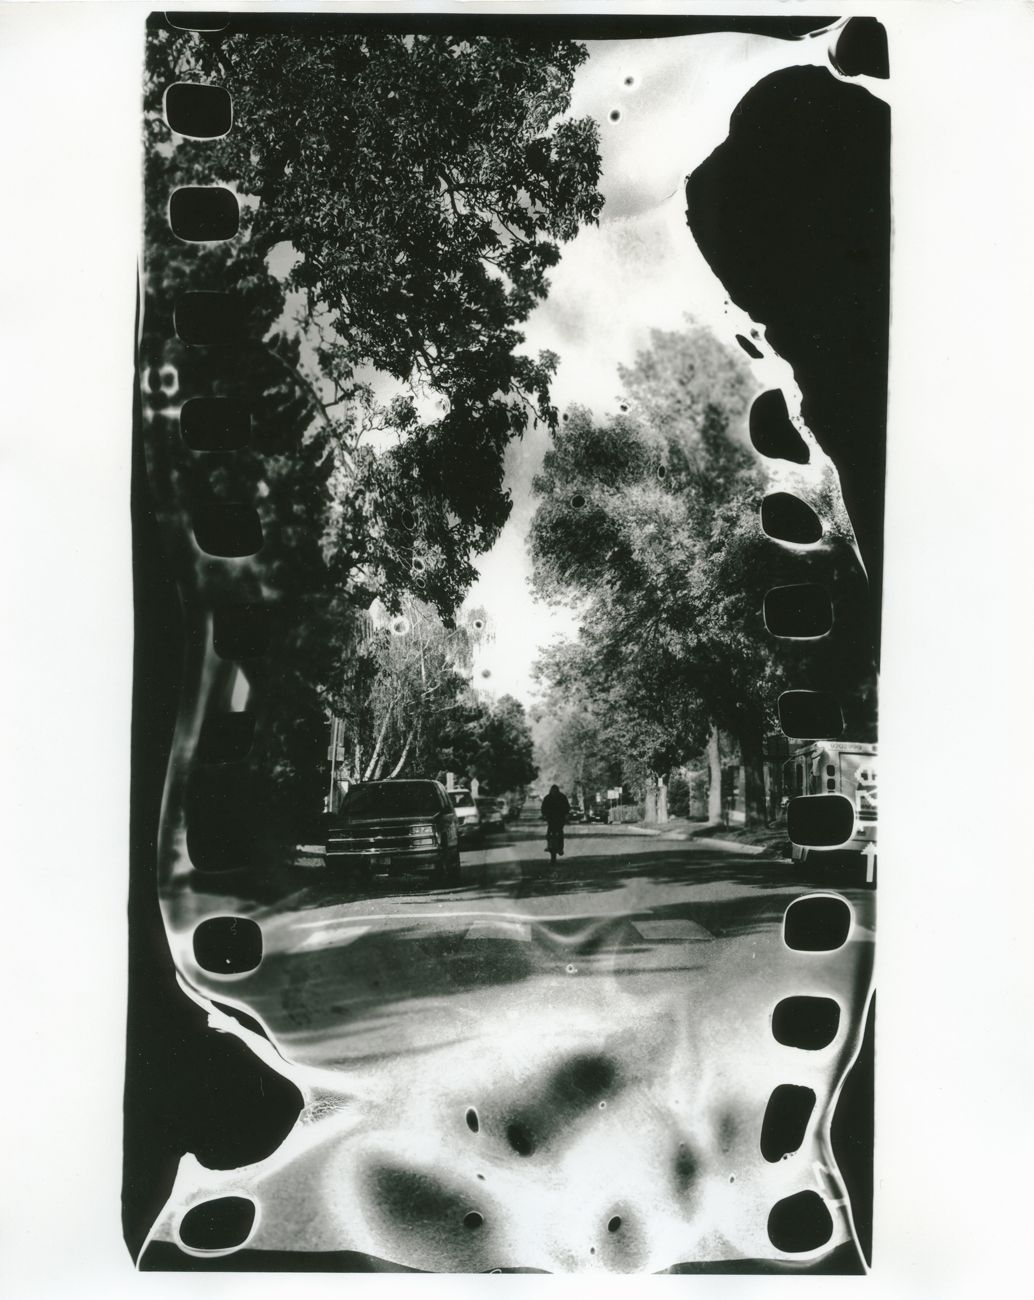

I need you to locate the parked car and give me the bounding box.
[476,797,506,832]
[447,788,483,845]
[325,779,460,883]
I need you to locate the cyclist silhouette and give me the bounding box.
[540,784,571,859]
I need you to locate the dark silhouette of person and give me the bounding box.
[540,784,571,855]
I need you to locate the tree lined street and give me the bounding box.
[138,23,879,1274]
[166,814,872,1072]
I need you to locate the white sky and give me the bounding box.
[466,28,857,705]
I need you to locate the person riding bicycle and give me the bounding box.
[540,784,571,857]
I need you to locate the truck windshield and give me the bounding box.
[340,782,440,817]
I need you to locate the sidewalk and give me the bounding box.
[591,819,788,859]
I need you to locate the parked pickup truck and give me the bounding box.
[325,779,461,884]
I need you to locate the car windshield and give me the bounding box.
[340,782,440,817]
[449,791,474,808]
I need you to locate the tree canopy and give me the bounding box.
[144,27,603,617]
[143,27,602,828]
[529,325,783,820]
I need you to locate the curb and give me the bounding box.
[680,836,772,857]
[589,824,781,857]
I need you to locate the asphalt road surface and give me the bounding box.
[163,816,874,1076]
[154,818,875,1271]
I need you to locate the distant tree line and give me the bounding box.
[530,325,816,826]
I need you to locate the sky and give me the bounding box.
[464,27,857,705]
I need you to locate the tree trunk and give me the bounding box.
[657,773,669,824]
[739,728,768,828]
[707,724,723,823]
[388,728,416,779]
[363,698,396,781]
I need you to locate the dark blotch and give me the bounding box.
[571,492,586,508]
[180,397,250,452]
[211,1000,268,1039]
[673,1143,698,1191]
[174,292,247,346]
[179,1197,255,1251]
[466,1108,480,1134]
[166,11,230,33]
[783,894,852,952]
[165,81,232,138]
[366,1162,486,1238]
[464,1211,483,1230]
[195,712,255,764]
[735,333,763,360]
[213,603,271,659]
[761,492,823,544]
[763,584,833,638]
[777,690,844,740]
[772,996,841,1050]
[506,1121,536,1158]
[192,917,262,975]
[192,502,263,558]
[687,67,889,653]
[608,1215,622,1233]
[834,18,890,79]
[170,187,240,242]
[185,764,276,874]
[749,390,810,463]
[787,794,856,850]
[555,1053,615,1105]
[767,1190,834,1253]
[760,1084,816,1162]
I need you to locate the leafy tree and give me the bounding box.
[329,598,485,784]
[529,325,785,824]
[532,631,705,816]
[143,26,603,616]
[142,26,603,830]
[469,694,538,794]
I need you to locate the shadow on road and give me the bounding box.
[169,825,868,937]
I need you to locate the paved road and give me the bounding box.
[154,819,875,1270]
[163,818,874,1072]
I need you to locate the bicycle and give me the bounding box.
[545,823,565,865]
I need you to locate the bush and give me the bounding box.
[668,773,691,819]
